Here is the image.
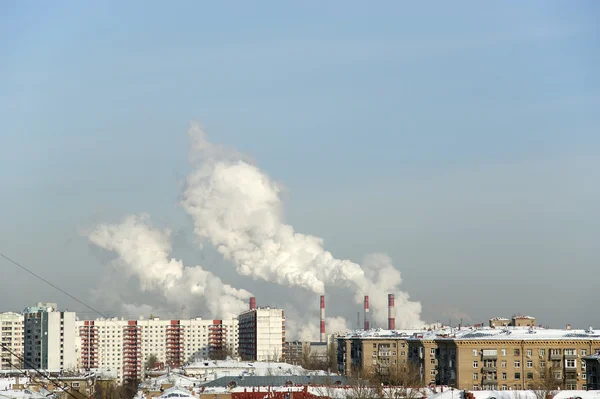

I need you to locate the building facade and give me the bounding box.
[238,307,285,362]
[76,317,238,382]
[23,303,77,371]
[0,312,24,370]
[583,353,600,390]
[337,322,600,390]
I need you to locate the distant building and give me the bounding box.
[238,307,285,362]
[23,303,77,371]
[337,320,600,390]
[0,312,24,370]
[583,352,600,390]
[77,316,238,382]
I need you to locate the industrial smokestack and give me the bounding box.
[388,294,395,330]
[364,295,370,331]
[250,297,256,310]
[320,295,325,342]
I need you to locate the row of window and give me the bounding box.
[472,384,584,391]
[472,348,588,357]
[472,359,582,369]
[472,371,586,380]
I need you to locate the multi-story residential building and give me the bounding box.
[238,307,285,362]
[23,303,77,371]
[76,316,238,382]
[284,341,328,366]
[0,312,24,370]
[337,319,600,391]
[583,352,600,390]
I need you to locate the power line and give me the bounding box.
[0,342,93,399]
[0,252,111,320]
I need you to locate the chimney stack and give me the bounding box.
[320,295,326,342]
[249,297,256,310]
[364,296,370,331]
[388,294,396,330]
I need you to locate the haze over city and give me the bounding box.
[1,2,599,337]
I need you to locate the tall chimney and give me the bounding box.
[320,295,326,343]
[388,294,395,330]
[249,297,256,310]
[364,296,370,331]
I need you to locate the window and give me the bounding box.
[430,370,436,376]
[514,349,520,356]
[539,349,546,357]
[430,358,435,364]
[527,373,533,380]
[581,349,587,356]
[473,385,479,391]
[565,349,576,356]
[565,359,576,368]
[566,384,576,390]
[582,373,587,379]
[527,361,533,368]
[582,362,586,370]
[473,373,479,380]
[553,371,562,379]
[501,361,507,368]
[501,385,508,391]
[473,349,478,356]
[540,361,546,368]
[515,372,521,379]
[473,361,479,368]
[502,372,507,380]
[373,344,376,348]
[514,361,520,368]
[501,349,506,356]
[527,349,532,357]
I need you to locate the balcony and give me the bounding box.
[564,353,577,360]
[550,353,562,360]
[482,366,497,372]
[482,379,498,385]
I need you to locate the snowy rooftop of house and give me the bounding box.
[341,326,599,341]
[429,390,600,399]
[184,360,328,376]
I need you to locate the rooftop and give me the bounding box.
[340,326,599,341]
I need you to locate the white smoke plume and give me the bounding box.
[181,122,424,328]
[88,213,252,319]
[287,316,350,341]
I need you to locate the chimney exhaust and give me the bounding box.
[388,294,395,330]
[364,296,370,331]
[320,295,326,342]
[249,297,256,310]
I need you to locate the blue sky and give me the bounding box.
[1,2,599,326]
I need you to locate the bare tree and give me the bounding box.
[530,364,564,399]
[209,345,233,361]
[144,353,158,371]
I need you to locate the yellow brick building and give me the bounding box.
[337,320,600,390]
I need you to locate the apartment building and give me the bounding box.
[76,317,238,382]
[0,312,24,370]
[583,352,600,390]
[23,303,77,371]
[238,307,285,362]
[337,319,600,391]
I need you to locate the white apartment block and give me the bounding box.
[76,317,238,382]
[0,312,24,370]
[238,307,285,362]
[23,303,77,371]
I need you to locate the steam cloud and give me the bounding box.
[88,214,252,319]
[181,123,424,329]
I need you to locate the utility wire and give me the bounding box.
[0,342,93,399]
[0,252,112,320]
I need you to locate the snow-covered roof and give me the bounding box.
[341,326,600,341]
[0,378,30,391]
[184,360,327,377]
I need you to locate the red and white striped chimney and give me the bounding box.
[364,295,370,331]
[320,295,326,342]
[249,297,256,310]
[388,294,395,330]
